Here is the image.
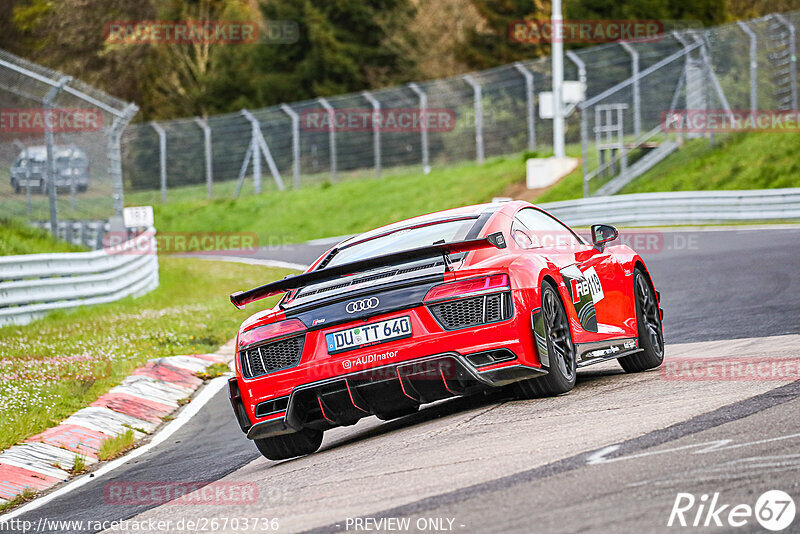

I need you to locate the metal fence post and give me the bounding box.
[43,76,71,235]
[280,104,301,188]
[149,122,168,203]
[317,98,337,182]
[408,83,430,174]
[362,91,382,178]
[109,103,138,219]
[688,30,734,116]
[738,21,758,121]
[671,31,692,143]
[513,63,536,151]
[566,51,587,176]
[463,75,484,164]
[772,13,799,121]
[580,104,589,197]
[619,42,641,138]
[193,117,213,198]
[68,144,77,212]
[12,140,32,214]
[565,51,587,88]
[235,110,284,195]
[240,109,262,194]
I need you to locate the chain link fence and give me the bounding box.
[0,49,137,243]
[2,11,799,232]
[119,11,799,203]
[580,12,800,195]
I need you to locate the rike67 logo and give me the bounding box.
[668,490,796,531]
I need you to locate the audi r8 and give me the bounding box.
[228,201,664,460]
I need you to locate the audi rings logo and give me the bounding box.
[345,297,379,314]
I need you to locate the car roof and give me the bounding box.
[336,202,520,249]
[18,146,87,160]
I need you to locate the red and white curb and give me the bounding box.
[0,343,235,506]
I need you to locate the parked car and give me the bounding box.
[10,146,90,194]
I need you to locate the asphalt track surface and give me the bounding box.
[4,227,800,533]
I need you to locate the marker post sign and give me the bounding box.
[123,206,154,228]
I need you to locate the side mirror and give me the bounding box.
[591,224,618,252]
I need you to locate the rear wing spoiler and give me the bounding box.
[230,232,507,309]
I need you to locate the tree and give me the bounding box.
[12,0,156,107]
[456,0,552,70]
[252,0,419,105]
[457,0,734,71]
[410,0,484,80]
[0,0,27,55]
[136,0,262,118]
[564,0,728,28]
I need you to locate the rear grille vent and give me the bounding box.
[240,335,304,379]
[255,396,290,417]
[297,261,444,298]
[396,260,444,275]
[465,349,517,367]
[428,292,512,330]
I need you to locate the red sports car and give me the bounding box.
[228,201,664,460]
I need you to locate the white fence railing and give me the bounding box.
[0,229,159,326]
[540,189,800,227]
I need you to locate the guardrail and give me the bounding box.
[30,220,109,250]
[539,189,800,227]
[0,229,159,326]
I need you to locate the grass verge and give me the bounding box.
[141,155,526,244]
[0,216,86,255]
[527,133,800,203]
[0,488,37,512]
[0,257,292,451]
[97,429,136,461]
[619,133,800,194]
[70,454,87,475]
[196,362,230,380]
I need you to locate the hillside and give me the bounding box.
[129,132,800,246]
[0,217,86,255]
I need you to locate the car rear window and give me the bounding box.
[325,218,478,268]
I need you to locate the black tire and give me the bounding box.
[253,428,323,461]
[375,405,419,421]
[619,269,664,373]
[515,281,577,398]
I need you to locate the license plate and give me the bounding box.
[326,316,412,354]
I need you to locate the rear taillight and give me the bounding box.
[239,319,306,349]
[424,274,510,303]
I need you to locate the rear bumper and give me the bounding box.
[239,352,545,440]
[232,287,545,438]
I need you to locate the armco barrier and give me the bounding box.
[30,220,110,250]
[0,229,159,326]
[539,189,800,227]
